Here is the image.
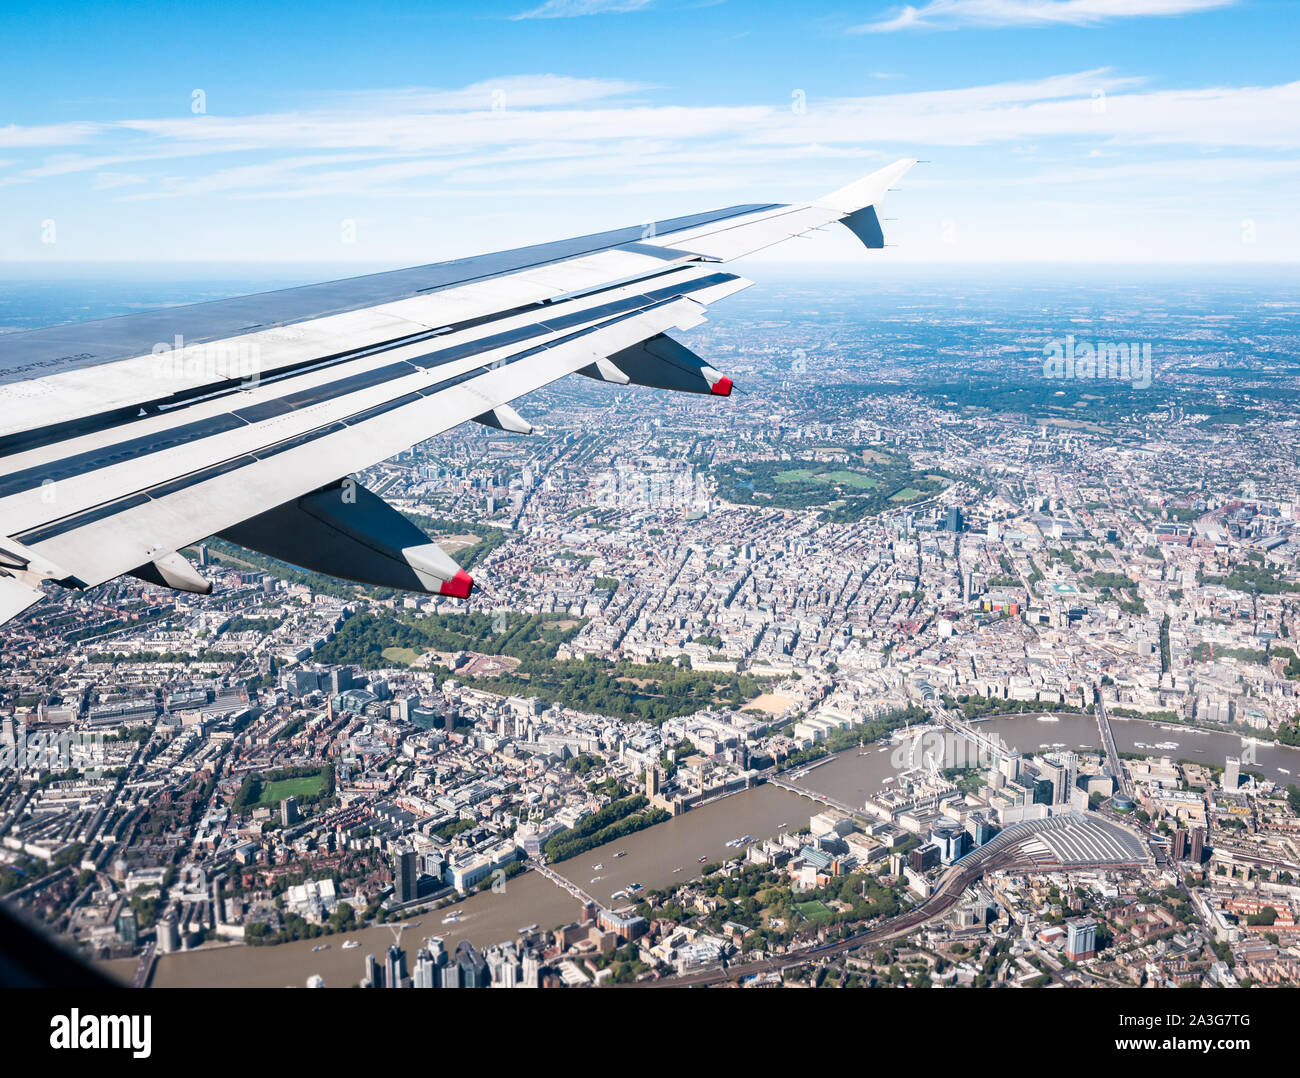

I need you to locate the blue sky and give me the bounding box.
[1,0,1296,264]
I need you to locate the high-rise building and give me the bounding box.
[1190,826,1205,864]
[929,820,965,864]
[1223,755,1240,790]
[1040,760,1068,805]
[1172,828,1189,861]
[487,944,519,987]
[281,796,299,827]
[521,949,541,989]
[1060,751,1078,802]
[363,953,381,988]
[330,667,354,695]
[967,815,995,847]
[158,913,180,954]
[456,940,489,988]
[910,844,940,872]
[413,948,436,988]
[414,936,450,987]
[394,847,419,904]
[385,943,407,989]
[1065,918,1096,961]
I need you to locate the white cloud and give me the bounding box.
[512,0,653,20]
[322,75,652,111]
[854,0,1235,34]
[5,69,1298,263]
[22,69,1296,162]
[1004,157,1300,187]
[0,121,104,148]
[757,76,1300,151]
[91,171,148,190]
[3,69,1297,208]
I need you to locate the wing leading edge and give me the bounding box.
[0,158,916,624]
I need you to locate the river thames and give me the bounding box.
[792,712,1300,807]
[108,784,811,988]
[105,712,1300,987]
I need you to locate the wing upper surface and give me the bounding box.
[0,159,915,620]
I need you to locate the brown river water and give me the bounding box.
[103,713,1299,987]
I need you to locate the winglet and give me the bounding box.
[815,158,917,216]
[841,206,885,249]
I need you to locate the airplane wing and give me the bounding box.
[0,158,915,624]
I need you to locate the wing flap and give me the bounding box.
[0,265,734,535]
[581,334,731,396]
[472,404,535,434]
[220,479,472,598]
[15,296,707,590]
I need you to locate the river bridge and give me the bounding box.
[1094,694,1132,797]
[767,777,876,825]
[931,706,1021,768]
[534,863,597,906]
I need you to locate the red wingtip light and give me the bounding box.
[439,570,474,600]
[710,375,733,397]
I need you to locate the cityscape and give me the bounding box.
[2,10,1298,1063]
[4,268,1299,990]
